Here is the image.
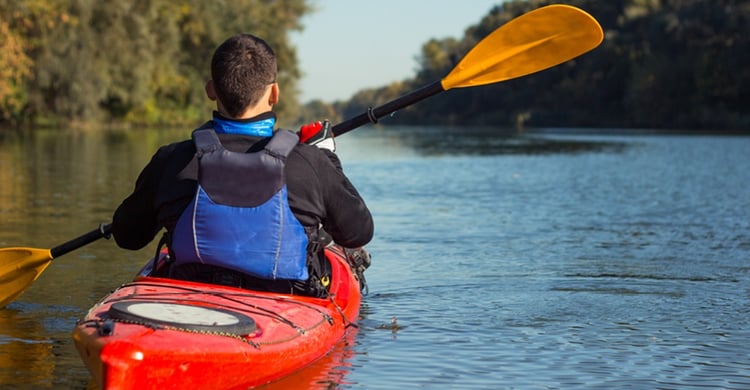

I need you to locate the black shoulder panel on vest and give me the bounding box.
[191,129,299,208]
[264,129,299,157]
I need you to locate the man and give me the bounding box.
[111,33,373,297]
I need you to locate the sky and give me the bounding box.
[291,0,503,102]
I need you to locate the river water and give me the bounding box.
[1,126,748,389]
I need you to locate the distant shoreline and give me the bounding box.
[527,127,750,136]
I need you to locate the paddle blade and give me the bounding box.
[0,248,53,308]
[442,4,604,90]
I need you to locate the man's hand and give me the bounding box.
[298,120,335,152]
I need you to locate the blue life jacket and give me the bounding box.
[171,127,309,280]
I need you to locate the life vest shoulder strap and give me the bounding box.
[265,129,299,159]
[192,127,223,156]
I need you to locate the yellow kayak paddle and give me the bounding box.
[0,224,111,308]
[333,4,604,135]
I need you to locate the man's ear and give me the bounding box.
[268,83,279,106]
[205,80,217,101]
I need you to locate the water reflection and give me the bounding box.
[0,306,55,387]
[256,327,359,389]
[362,126,629,156]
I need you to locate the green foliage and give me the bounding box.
[0,20,31,122]
[0,0,67,124]
[0,0,311,128]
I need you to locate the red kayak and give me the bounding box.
[72,246,361,389]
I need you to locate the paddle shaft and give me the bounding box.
[50,224,111,259]
[332,81,444,137]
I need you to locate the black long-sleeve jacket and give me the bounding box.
[111,127,374,255]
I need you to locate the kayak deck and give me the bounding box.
[73,247,361,389]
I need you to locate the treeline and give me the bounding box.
[324,0,749,131]
[0,0,310,128]
[3,1,748,131]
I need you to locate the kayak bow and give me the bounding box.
[72,246,361,390]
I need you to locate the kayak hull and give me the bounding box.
[72,246,361,389]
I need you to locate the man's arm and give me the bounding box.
[111,152,164,250]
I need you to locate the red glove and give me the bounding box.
[298,120,335,152]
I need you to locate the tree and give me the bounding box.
[0,20,31,122]
[2,0,311,128]
[0,0,69,124]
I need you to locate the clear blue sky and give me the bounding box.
[291,0,503,102]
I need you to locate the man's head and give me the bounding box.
[207,34,278,118]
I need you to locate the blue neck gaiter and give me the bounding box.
[212,112,275,137]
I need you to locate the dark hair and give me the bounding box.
[210,34,277,117]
